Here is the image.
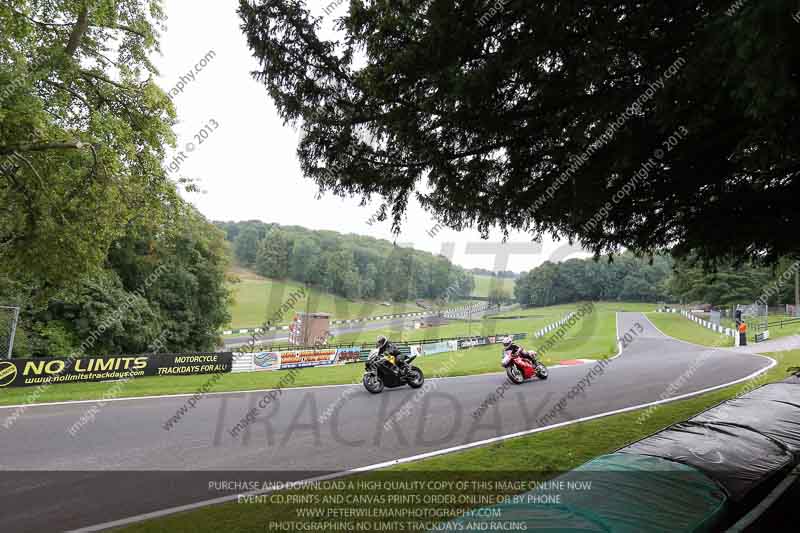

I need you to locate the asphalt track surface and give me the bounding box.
[0,313,776,532]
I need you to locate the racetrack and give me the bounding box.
[0,313,775,532]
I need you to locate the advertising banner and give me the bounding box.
[334,347,363,365]
[458,337,489,349]
[254,348,339,371]
[410,341,453,357]
[254,351,281,372]
[422,341,451,355]
[280,348,337,369]
[0,353,233,388]
[231,353,255,373]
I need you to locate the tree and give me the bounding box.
[255,229,291,279]
[234,226,260,267]
[16,204,232,356]
[218,220,476,303]
[239,0,800,266]
[1,0,177,294]
[515,253,674,306]
[289,237,321,283]
[667,259,773,305]
[488,286,511,306]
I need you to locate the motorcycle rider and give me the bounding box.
[501,336,538,367]
[376,335,408,376]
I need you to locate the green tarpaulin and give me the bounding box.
[431,453,728,532]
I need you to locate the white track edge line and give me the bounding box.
[70,353,776,532]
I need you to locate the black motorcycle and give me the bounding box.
[363,349,425,394]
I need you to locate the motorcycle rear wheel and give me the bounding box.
[363,372,384,394]
[506,364,525,384]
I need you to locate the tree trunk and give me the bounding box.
[65,4,90,58]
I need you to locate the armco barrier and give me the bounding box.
[236,333,527,373]
[0,353,233,388]
[658,307,737,338]
[534,312,576,338]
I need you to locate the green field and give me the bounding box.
[116,353,800,532]
[227,271,424,329]
[645,312,735,347]
[0,302,640,406]
[470,274,515,297]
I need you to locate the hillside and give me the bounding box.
[226,266,426,329]
[216,220,475,304]
[470,274,516,298]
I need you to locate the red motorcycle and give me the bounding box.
[502,349,549,384]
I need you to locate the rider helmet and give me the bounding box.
[376,335,388,350]
[502,336,514,349]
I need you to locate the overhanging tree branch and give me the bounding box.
[64,3,90,58]
[0,141,91,156]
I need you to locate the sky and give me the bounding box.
[154,0,590,272]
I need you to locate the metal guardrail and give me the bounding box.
[239,333,527,353]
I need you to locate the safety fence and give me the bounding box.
[533,312,577,338]
[657,307,737,338]
[0,333,527,388]
[232,333,527,374]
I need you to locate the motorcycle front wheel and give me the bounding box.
[406,366,424,388]
[363,372,384,394]
[536,362,549,380]
[506,364,525,384]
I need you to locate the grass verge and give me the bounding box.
[645,312,734,347]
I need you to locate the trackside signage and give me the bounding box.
[0,353,233,388]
